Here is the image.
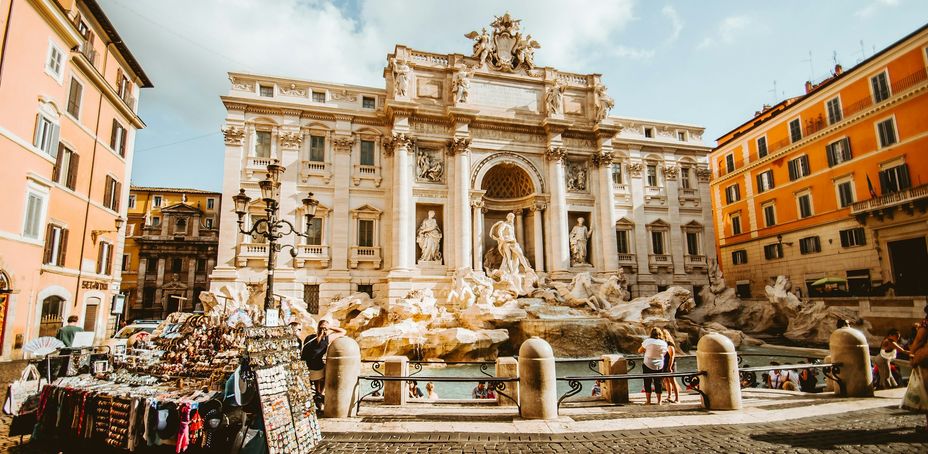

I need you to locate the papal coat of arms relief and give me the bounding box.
[465,12,541,73]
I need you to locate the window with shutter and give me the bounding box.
[789,119,802,142]
[871,72,890,102]
[757,137,768,158]
[360,140,375,166]
[66,153,79,190]
[826,97,842,124]
[43,224,55,264]
[877,118,897,148]
[58,228,68,266]
[67,78,82,118]
[309,136,325,162]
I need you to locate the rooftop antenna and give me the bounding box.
[801,50,814,82]
[768,80,778,104]
[857,40,866,63]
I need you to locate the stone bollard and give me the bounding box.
[696,333,742,410]
[829,327,873,397]
[323,337,361,418]
[823,355,834,392]
[518,337,557,419]
[495,357,519,406]
[382,356,408,405]
[600,354,628,404]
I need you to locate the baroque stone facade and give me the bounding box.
[210,15,715,314]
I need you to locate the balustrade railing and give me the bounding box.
[850,183,928,214]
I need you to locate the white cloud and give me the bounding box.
[612,46,656,60]
[661,5,683,44]
[697,15,751,49]
[855,0,900,18]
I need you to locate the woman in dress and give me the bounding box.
[661,329,680,403]
[903,306,928,430]
[426,382,439,400]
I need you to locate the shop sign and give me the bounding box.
[81,280,108,290]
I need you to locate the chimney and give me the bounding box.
[834,64,843,75]
[804,81,814,93]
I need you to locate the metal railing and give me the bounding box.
[355,375,520,415]
[738,362,843,394]
[850,183,928,214]
[557,370,708,408]
[363,359,496,377]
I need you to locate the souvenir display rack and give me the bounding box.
[24,313,320,453]
[242,326,322,453]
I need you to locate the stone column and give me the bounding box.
[323,337,361,418]
[450,138,472,270]
[829,327,873,397]
[531,204,545,272]
[495,357,519,407]
[545,147,570,273]
[518,337,557,419]
[514,209,524,245]
[472,200,485,271]
[594,152,618,271]
[600,354,628,404]
[155,258,166,317]
[696,333,742,410]
[389,134,415,272]
[383,356,408,405]
[186,257,196,289]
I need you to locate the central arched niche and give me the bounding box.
[481,163,534,199]
[478,162,541,270]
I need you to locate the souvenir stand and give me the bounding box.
[24,312,322,453]
[241,326,320,454]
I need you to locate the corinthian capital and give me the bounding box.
[332,135,356,153]
[545,146,567,162]
[447,137,472,155]
[278,131,303,150]
[221,125,245,145]
[591,151,614,167]
[383,132,416,157]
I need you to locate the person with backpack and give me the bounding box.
[301,320,346,408]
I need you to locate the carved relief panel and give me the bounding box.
[416,148,445,183]
[565,159,589,193]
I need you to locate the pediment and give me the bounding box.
[161,203,201,214]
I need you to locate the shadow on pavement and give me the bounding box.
[752,427,928,449]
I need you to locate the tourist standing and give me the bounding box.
[902,306,928,430]
[301,320,346,405]
[878,329,907,389]
[472,381,489,399]
[55,315,81,347]
[426,382,439,400]
[661,329,680,403]
[638,328,668,405]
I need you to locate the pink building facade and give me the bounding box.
[0,0,151,359]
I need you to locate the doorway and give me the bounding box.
[888,237,928,296]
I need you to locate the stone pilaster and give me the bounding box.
[449,137,472,270]
[278,127,302,269]
[331,133,355,271]
[214,122,246,275]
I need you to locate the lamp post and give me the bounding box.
[232,160,319,325]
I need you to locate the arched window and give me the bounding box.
[39,295,64,337]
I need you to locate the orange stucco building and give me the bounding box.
[0,0,151,358]
[710,24,928,299]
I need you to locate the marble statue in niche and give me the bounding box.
[545,80,566,116]
[392,58,410,98]
[489,212,538,295]
[416,150,444,183]
[452,66,473,103]
[569,217,592,266]
[416,210,442,263]
[566,162,588,192]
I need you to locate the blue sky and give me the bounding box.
[100,0,928,192]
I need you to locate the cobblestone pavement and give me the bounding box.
[1,404,925,452]
[311,407,928,454]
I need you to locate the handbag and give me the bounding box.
[3,364,46,416]
[901,367,928,412]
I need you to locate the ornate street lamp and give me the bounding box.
[233,160,319,324]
